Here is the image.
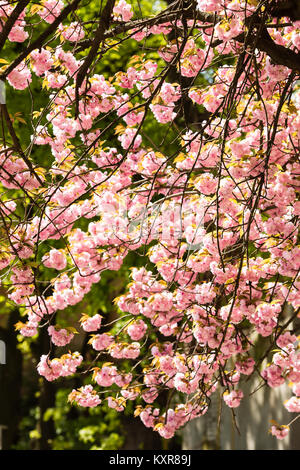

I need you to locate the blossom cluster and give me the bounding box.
[1,0,300,441]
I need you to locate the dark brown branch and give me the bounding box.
[256,27,300,71]
[270,0,300,20]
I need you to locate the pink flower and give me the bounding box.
[236,357,255,376]
[48,325,74,347]
[276,332,297,348]
[118,128,142,150]
[7,62,32,90]
[115,373,132,387]
[113,0,133,21]
[107,396,125,412]
[196,0,222,13]
[94,366,117,387]
[215,18,243,42]
[59,22,85,42]
[42,249,67,270]
[8,25,28,43]
[194,174,218,195]
[284,396,300,413]
[150,104,176,124]
[223,390,243,408]
[262,365,285,388]
[69,385,101,407]
[174,373,199,394]
[37,354,62,381]
[142,388,159,403]
[30,48,54,76]
[292,383,300,396]
[110,342,140,359]
[270,424,289,440]
[127,319,147,340]
[91,333,114,351]
[37,352,82,381]
[80,313,102,332]
[20,322,38,337]
[38,0,64,24]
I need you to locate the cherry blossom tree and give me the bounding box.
[0,0,299,443]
